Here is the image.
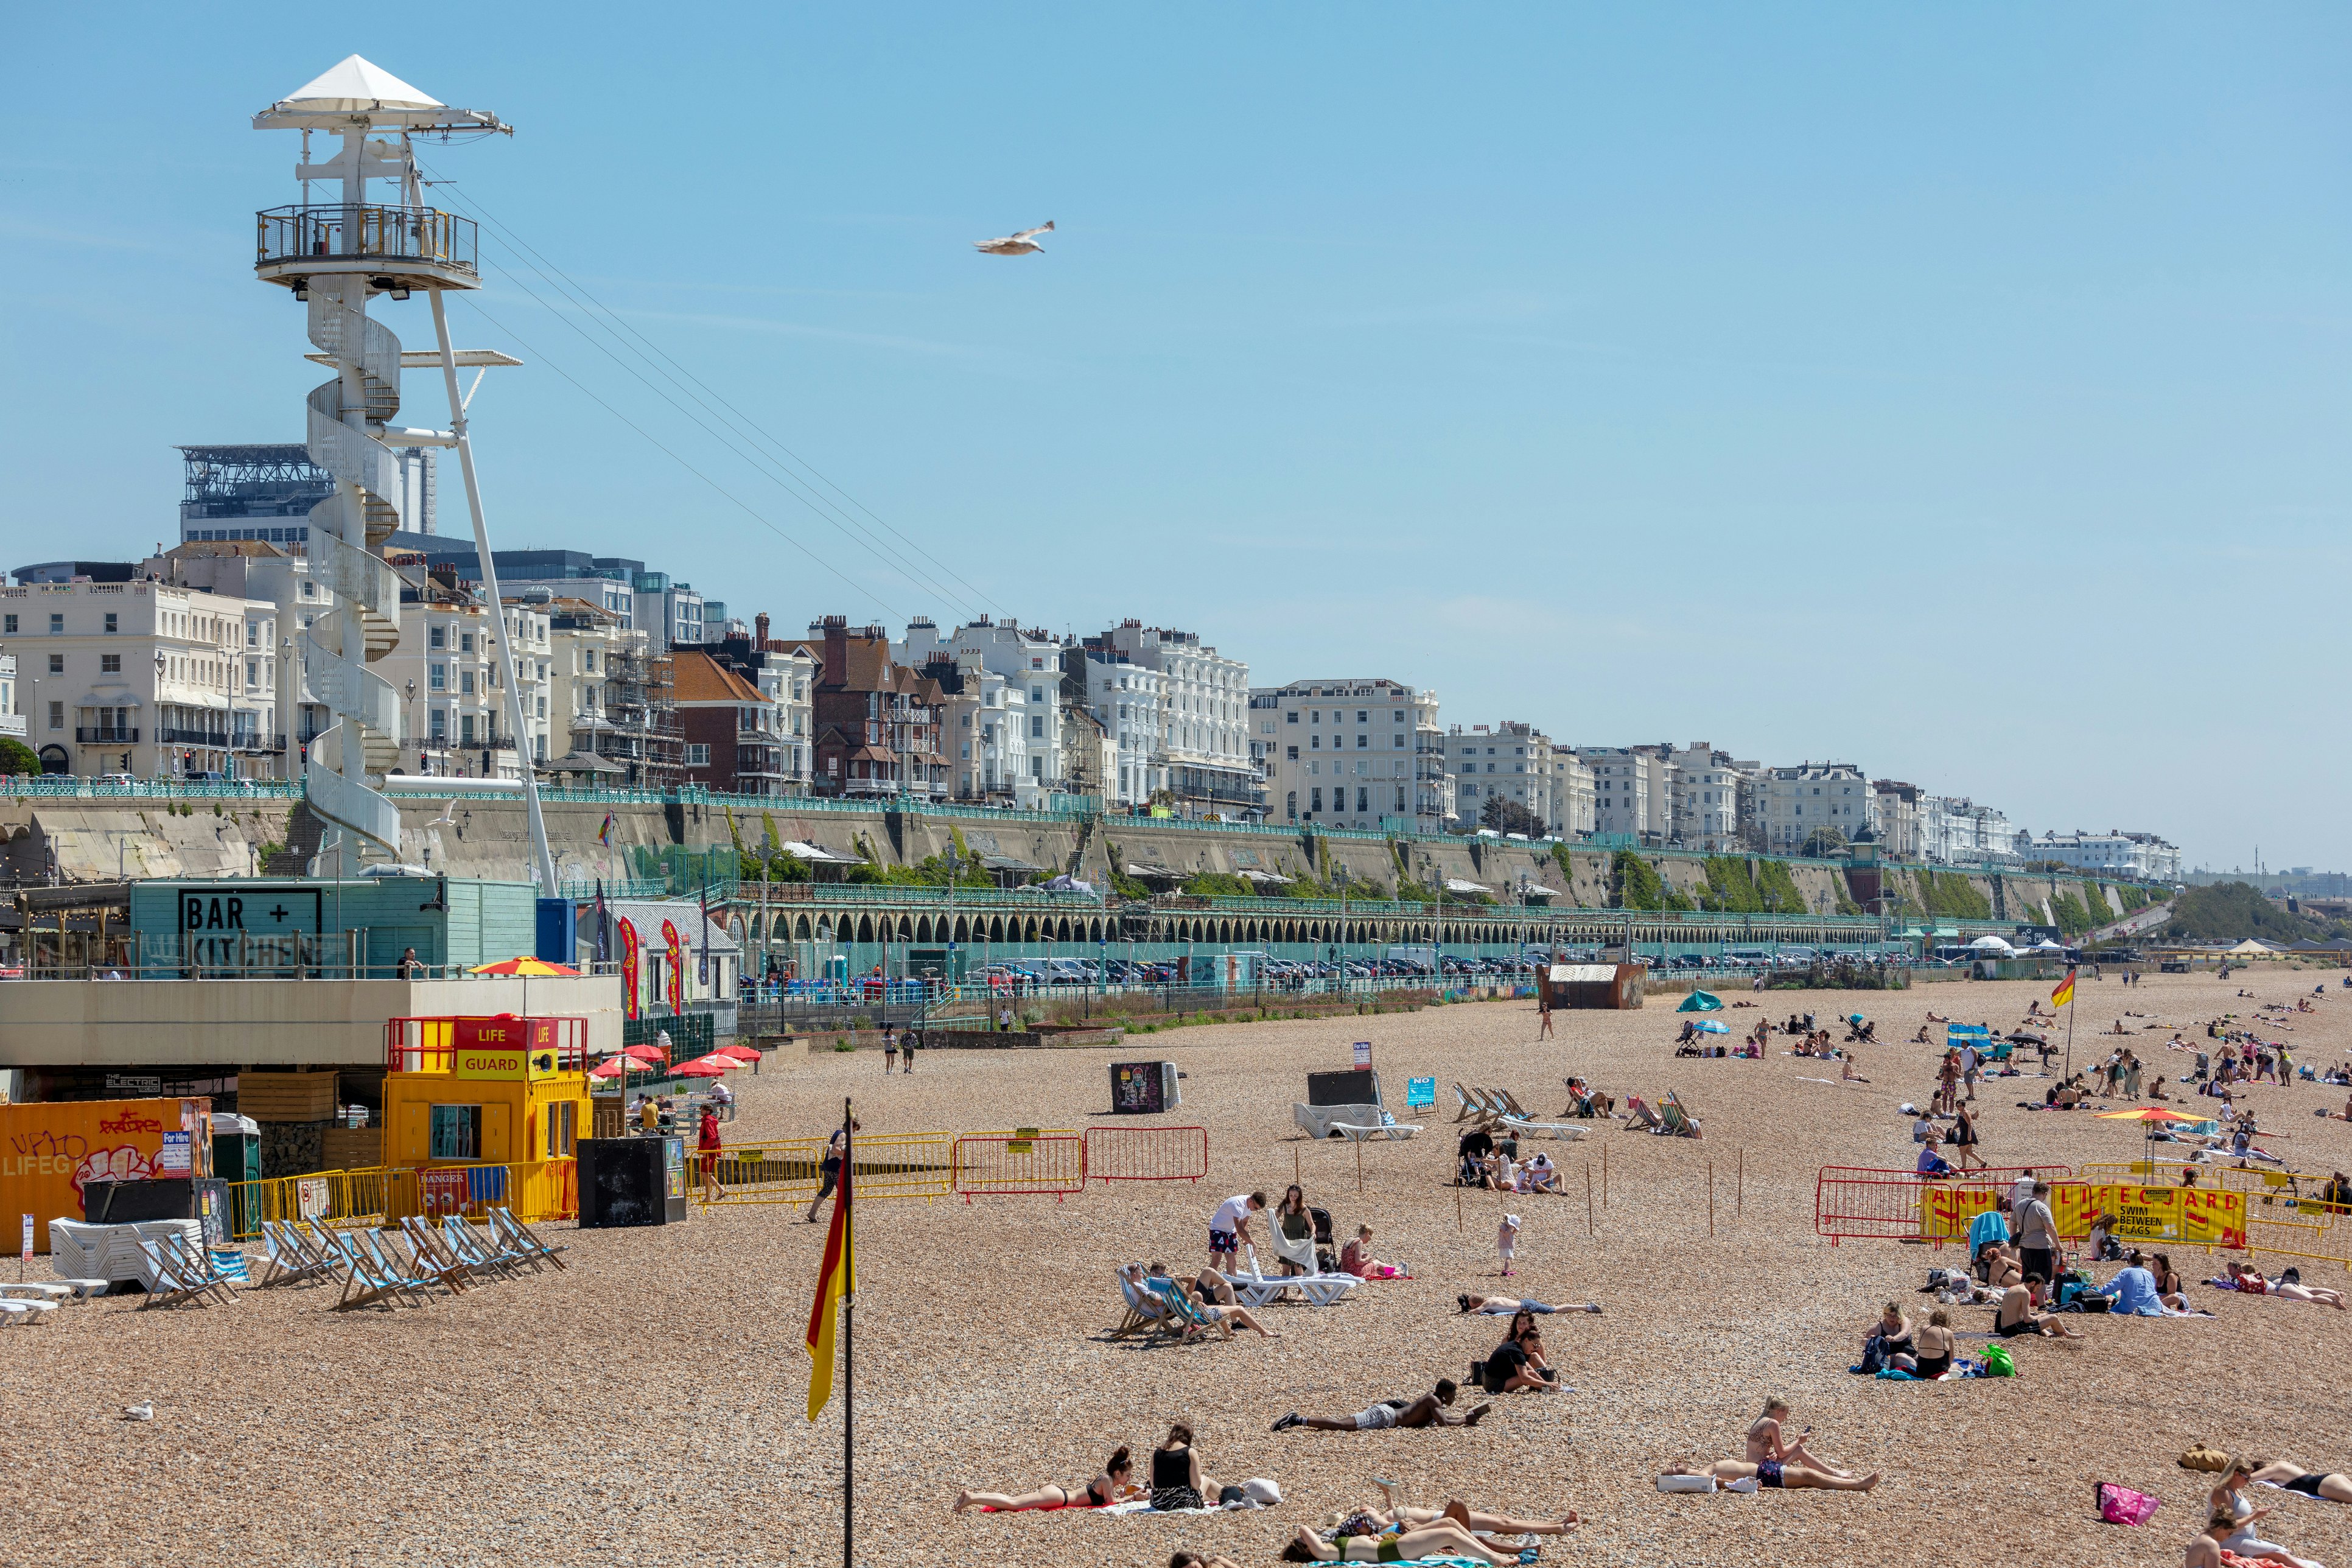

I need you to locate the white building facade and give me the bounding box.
[1100,621,1258,814]
[902,617,1065,805]
[1763,762,1874,855]
[1249,678,1442,830]
[1664,742,1751,849]
[1447,721,1559,834]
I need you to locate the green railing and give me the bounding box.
[2,775,303,800]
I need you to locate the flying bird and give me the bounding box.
[973,221,1053,256]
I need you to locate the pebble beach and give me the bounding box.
[7,968,2351,1568]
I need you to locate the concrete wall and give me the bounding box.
[0,973,623,1069]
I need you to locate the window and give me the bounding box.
[430,709,447,741]
[245,659,257,688]
[430,626,446,649]
[300,581,315,600]
[460,669,475,696]
[1392,733,1404,748]
[429,1104,483,1160]
[48,614,63,634]
[1357,710,1367,723]
[460,713,477,745]
[1286,791,1297,817]
[1309,710,1320,724]
[1286,710,1298,724]
[1286,745,1298,760]
[47,701,63,731]
[47,654,62,675]
[1029,715,1043,738]
[245,621,257,648]
[99,653,120,674]
[1311,787,1323,813]
[1394,710,1405,722]
[1,615,12,634]
[584,649,597,673]
[429,663,446,691]
[1356,733,1368,749]
[103,612,118,634]
[460,632,475,654]
[1310,734,1320,749]
[685,743,711,766]
[1357,787,1370,812]
[547,1101,576,1158]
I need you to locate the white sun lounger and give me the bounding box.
[1225,1251,1358,1308]
[1499,1114,1587,1142]
[0,1298,57,1325]
[1330,1118,1421,1143]
[0,1282,74,1303]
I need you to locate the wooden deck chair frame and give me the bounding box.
[134,1240,208,1311]
[398,1217,477,1293]
[443,1216,527,1281]
[1146,1276,1233,1340]
[1110,1269,1183,1341]
[352,1227,439,1305]
[162,1233,243,1304]
[490,1207,569,1271]
[256,1221,328,1287]
[319,1228,405,1312]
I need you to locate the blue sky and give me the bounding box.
[5,5,2347,870]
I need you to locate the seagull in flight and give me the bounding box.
[973,221,1053,256]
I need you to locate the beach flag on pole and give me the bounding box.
[805,1130,855,1421]
[598,811,615,847]
[2051,967,2077,1009]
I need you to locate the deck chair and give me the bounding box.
[1499,1111,1586,1142]
[398,1217,476,1293]
[1661,1090,1704,1139]
[161,1233,242,1303]
[135,1239,218,1310]
[1623,1095,1664,1132]
[1228,1245,1361,1309]
[318,1228,405,1312]
[256,1220,336,1288]
[1452,1084,1483,1122]
[443,1216,528,1281]
[490,1207,570,1271]
[1110,1269,1183,1340]
[1146,1276,1233,1340]
[352,1228,440,1304]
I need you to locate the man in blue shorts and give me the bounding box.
[1208,1191,1265,1270]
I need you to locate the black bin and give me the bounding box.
[579,1136,687,1228]
[81,1178,234,1245]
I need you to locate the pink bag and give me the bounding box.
[2096,1482,2160,1527]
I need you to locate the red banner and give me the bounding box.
[618,919,640,1022]
[662,919,685,1014]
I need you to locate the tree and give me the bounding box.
[0,738,37,777]
[1479,793,1544,838]
[1800,826,1848,859]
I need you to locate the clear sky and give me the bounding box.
[5,5,2346,870]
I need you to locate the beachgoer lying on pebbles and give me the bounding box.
[952,1445,1141,1512]
[1270,1379,1491,1432]
[1279,1520,1530,1564]
[1359,1486,1579,1535]
[1168,1553,1244,1568]
[1657,1459,1880,1493]
[2246,1457,2352,1506]
[2226,1262,2349,1310]
[1458,1293,1601,1315]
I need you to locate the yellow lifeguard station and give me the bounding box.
[382,1014,589,1223]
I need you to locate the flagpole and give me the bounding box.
[2063,968,2076,1083]
[841,1094,855,1568]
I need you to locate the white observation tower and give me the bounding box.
[254,57,555,890]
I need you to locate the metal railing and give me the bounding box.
[256,203,478,277]
[220,1158,578,1242]
[74,727,139,743]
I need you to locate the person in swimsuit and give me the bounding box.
[1168,1554,1245,1568]
[1457,1293,1601,1315]
[2208,1458,2328,1567]
[1271,1380,1491,1432]
[1866,1303,1917,1373]
[1148,1423,1218,1511]
[952,1446,1141,1512]
[1911,1309,1955,1379]
[1746,1398,1858,1479]
[1995,1277,2084,1339]
[2248,1458,2352,1506]
[1357,1488,1579,1536]
[1278,1520,1525,1564]
[1661,1460,1880,1493]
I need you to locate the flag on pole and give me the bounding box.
[2051,967,2076,1009]
[805,1139,855,1421]
[598,811,615,847]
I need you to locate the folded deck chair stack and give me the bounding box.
[49,1219,207,1287]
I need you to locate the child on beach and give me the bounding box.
[1497,1213,1520,1277]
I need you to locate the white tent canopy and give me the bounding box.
[276,55,443,112]
[1445,878,1491,895]
[773,839,858,865]
[1969,935,2017,954]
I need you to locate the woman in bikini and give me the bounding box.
[1746,1398,1858,1480]
[1278,1520,1527,1564]
[952,1446,1140,1513]
[1912,1308,1956,1379]
[2208,1458,2328,1568]
[1867,1304,1917,1373]
[2247,1457,2352,1507]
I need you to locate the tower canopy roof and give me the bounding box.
[275,55,442,112]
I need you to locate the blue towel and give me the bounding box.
[467,1166,508,1205]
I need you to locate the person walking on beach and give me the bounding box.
[883,1026,898,1073]
[1497,1213,1521,1277]
[2014,1180,2060,1287]
[805,1117,859,1223]
[696,1104,724,1204]
[1537,978,1555,1040]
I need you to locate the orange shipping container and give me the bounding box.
[0,1098,214,1254]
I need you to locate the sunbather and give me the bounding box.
[2247,1458,2352,1506]
[1458,1292,1601,1315]
[1270,1379,1491,1432]
[1995,1277,2084,1338]
[951,1446,1141,1512]
[1279,1521,1524,1564]
[1168,1554,1244,1568]
[2228,1262,2348,1309]
[2210,1458,2327,1567]
[1748,1398,1857,1478]
[1340,1225,1405,1279]
[1360,1489,1580,1536]
[1659,1460,1880,1493]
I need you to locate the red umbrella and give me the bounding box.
[715,1044,762,1062]
[588,1058,629,1080]
[620,1044,667,1064]
[670,1052,743,1077]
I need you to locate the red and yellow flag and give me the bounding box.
[2051,967,2076,1009]
[805,1141,855,1421]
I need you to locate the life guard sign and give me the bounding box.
[450,1018,567,1080]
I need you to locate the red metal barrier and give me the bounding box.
[1813,1164,2073,1245]
[1084,1125,1209,1185]
[953,1132,1087,1202]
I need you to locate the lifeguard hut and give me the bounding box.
[381,1014,589,1223]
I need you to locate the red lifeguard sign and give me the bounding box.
[385,1013,590,1076]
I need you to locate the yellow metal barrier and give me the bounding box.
[690,1130,1080,1208]
[223,1160,578,1241]
[2079,1159,2350,1271]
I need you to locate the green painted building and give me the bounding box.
[127,877,539,977]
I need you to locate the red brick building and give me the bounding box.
[796,617,947,799]
[672,649,793,796]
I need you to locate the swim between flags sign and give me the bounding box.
[805,1133,855,1421]
[2051,967,2076,1009]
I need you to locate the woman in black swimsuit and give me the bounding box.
[1151,1423,1217,1511]
[951,1446,1139,1513]
[2249,1458,2352,1505]
[1912,1308,1955,1379]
